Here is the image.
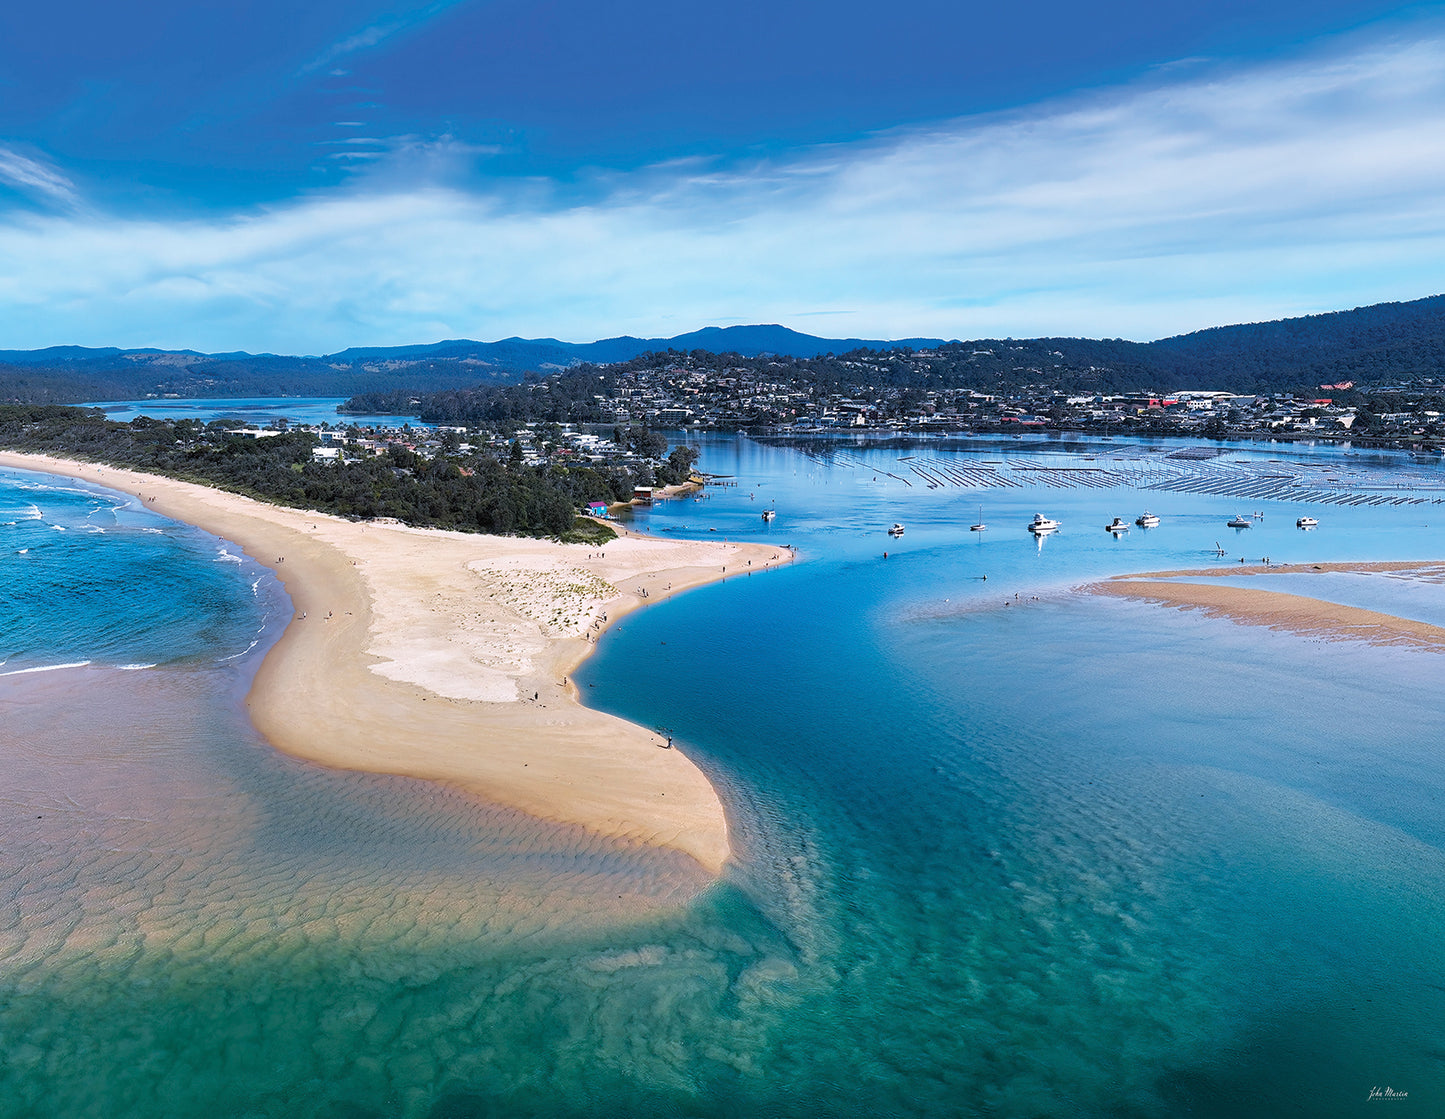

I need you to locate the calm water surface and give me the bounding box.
[3,435,1444,1118]
[82,396,425,428]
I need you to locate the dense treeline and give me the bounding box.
[377,366,622,426]
[0,406,693,539]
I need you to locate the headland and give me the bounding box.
[0,451,791,873]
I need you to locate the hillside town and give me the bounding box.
[337,348,1445,457]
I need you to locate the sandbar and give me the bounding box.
[1087,562,1445,652]
[0,451,792,873]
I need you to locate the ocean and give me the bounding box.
[3,434,1444,1118]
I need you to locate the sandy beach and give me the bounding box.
[1088,561,1445,651]
[0,451,792,873]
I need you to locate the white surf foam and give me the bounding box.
[0,660,93,677]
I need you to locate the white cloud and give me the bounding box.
[0,145,80,210]
[3,23,1445,351]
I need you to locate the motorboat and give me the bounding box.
[761,509,776,522]
[888,523,905,536]
[1028,514,1060,533]
[1105,518,1129,534]
[1296,516,1319,529]
[1227,515,1252,528]
[1135,511,1160,528]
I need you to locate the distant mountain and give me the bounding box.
[2,297,1444,405]
[328,324,946,367]
[0,325,950,404]
[574,325,947,362]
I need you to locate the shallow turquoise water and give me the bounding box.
[3,436,1445,1117]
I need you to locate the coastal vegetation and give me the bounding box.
[0,406,709,539]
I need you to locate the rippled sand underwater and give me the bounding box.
[0,664,816,1119]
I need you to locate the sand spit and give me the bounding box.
[1087,562,1445,652]
[0,452,792,872]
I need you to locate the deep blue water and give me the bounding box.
[0,467,278,672]
[3,434,1445,1118]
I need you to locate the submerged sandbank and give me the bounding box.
[1087,562,1445,652]
[0,451,791,872]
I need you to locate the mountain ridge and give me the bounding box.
[2,295,1443,403]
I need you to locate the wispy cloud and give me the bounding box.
[3,23,1445,351]
[299,2,468,75]
[0,145,80,210]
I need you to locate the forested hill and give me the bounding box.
[0,325,947,405]
[1147,294,1445,388]
[4,295,1445,404]
[952,294,1445,394]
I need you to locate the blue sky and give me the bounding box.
[1,0,1442,352]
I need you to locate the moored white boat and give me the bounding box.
[1105,517,1129,534]
[1028,513,1060,533]
[761,509,776,522]
[1227,515,1252,528]
[888,523,905,536]
[1296,516,1318,529]
[1135,511,1160,528]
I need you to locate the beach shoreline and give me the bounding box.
[1085,561,1445,651]
[0,451,791,873]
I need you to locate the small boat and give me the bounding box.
[1105,518,1129,534]
[1135,511,1160,528]
[1296,516,1319,529]
[1028,513,1060,533]
[888,523,905,536]
[1227,515,1252,528]
[761,509,776,522]
[970,505,986,532]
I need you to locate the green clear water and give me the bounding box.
[3,438,1444,1118]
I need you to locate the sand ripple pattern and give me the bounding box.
[0,665,816,1119]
